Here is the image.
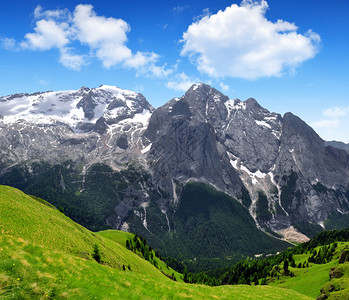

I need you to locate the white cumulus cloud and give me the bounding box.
[6,4,169,75]
[181,0,321,79]
[20,19,70,50]
[72,4,132,68]
[59,47,87,70]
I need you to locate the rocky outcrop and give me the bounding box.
[339,248,349,264]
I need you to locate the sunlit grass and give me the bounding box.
[0,235,314,299]
[0,185,321,299]
[269,242,349,298]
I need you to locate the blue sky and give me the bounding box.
[1,0,348,142]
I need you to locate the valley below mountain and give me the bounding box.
[1,83,348,270]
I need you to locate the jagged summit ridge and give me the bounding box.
[0,85,153,166]
[0,85,153,132]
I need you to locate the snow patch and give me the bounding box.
[254,170,267,179]
[230,159,238,169]
[224,99,246,112]
[140,202,150,231]
[192,83,202,91]
[96,85,137,98]
[161,209,171,233]
[272,130,281,139]
[122,109,152,126]
[268,172,276,186]
[213,94,221,103]
[240,163,266,185]
[230,157,268,186]
[255,120,271,129]
[268,171,289,216]
[172,179,179,205]
[141,143,152,154]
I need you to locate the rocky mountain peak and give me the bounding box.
[244,97,263,110]
[185,83,229,103]
[77,86,90,93]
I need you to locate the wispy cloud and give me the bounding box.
[323,106,349,118]
[173,5,190,14]
[181,0,321,79]
[1,37,18,50]
[312,118,340,129]
[20,19,70,50]
[166,72,199,92]
[313,106,349,128]
[312,105,349,141]
[37,78,50,86]
[219,82,230,92]
[193,8,211,22]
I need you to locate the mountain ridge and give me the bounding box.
[1,83,348,268]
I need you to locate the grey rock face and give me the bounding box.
[271,113,349,229]
[144,84,248,206]
[144,83,349,232]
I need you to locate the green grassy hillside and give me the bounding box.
[269,242,349,298]
[0,185,163,276]
[0,185,311,299]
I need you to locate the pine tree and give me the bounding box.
[92,244,101,263]
[183,266,188,283]
[283,259,289,274]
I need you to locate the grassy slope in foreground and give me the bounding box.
[0,185,311,299]
[0,185,176,278]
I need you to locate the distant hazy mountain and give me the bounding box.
[325,140,349,152]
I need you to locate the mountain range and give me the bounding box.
[1,83,348,269]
